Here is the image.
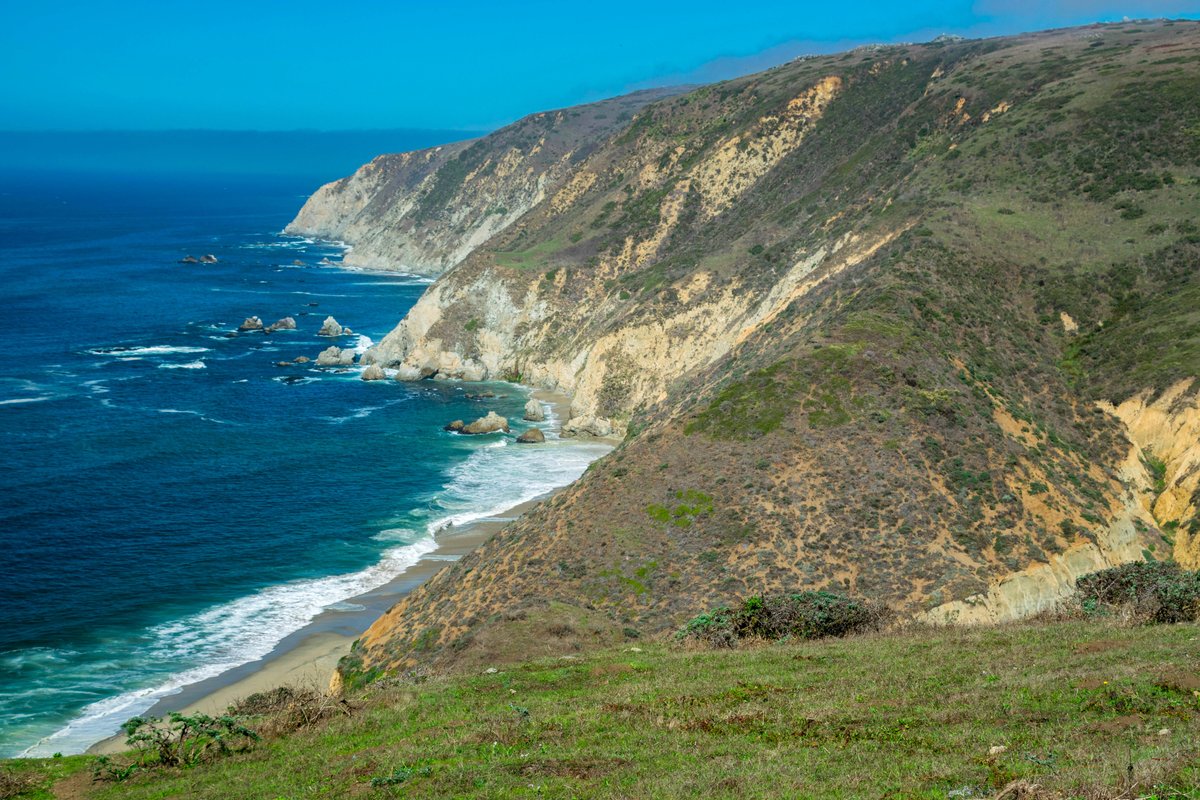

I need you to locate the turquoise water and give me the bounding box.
[0,171,606,757]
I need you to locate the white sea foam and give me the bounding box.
[0,396,52,406]
[88,345,209,357]
[157,360,206,370]
[20,535,439,758]
[420,419,610,535]
[17,386,608,759]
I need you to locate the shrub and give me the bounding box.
[122,711,260,768]
[0,768,40,798]
[1072,561,1200,624]
[228,685,351,737]
[677,592,888,647]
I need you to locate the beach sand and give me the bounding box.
[89,388,597,755]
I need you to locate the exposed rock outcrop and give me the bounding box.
[523,398,545,422]
[284,88,685,275]
[318,316,344,336]
[360,364,386,381]
[516,428,545,444]
[199,254,218,264]
[1100,379,1200,568]
[237,316,263,332]
[444,420,465,433]
[462,411,509,435]
[265,317,296,333]
[316,346,355,366]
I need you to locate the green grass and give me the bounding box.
[493,235,570,270]
[22,620,1199,799]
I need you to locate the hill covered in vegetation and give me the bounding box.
[327,19,1200,680]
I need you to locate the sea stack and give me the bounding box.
[318,316,344,336]
[523,398,545,422]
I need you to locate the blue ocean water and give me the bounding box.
[0,171,606,757]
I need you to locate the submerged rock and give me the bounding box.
[516,428,545,444]
[462,411,510,435]
[237,316,264,332]
[318,316,344,336]
[292,259,305,266]
[523,398,545,422]
[444,420,465,433]
[294,355,310,364]
[360,364,386,381]
[265,317,297,333]
[179,255,200,264]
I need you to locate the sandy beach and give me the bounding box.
[89,388,594,755]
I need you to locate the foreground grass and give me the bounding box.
[9,621,1200,799]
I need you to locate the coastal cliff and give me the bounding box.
[327,21,1200,679]
[285,88,684,275]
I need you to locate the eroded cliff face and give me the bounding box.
[1101,380,1200,568]
[285,88,684,275]
[330,21,1200,679]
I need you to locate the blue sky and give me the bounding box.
[2,0,1198,131]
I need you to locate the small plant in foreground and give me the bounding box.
[370,766,432,787]
[90,755,139,783]
[677,591,888,646]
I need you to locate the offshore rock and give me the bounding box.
[444,420,465,433]
[462,411,509,435]
[360,364,386,381]
[316,346,355,366]
[523,398,545,422]
[237,316,264,332]
[516,428,545,444]
[199,254,218,263]
[318,316,344,336]
[265,317,296,333]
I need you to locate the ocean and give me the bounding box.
[0,170,607,757]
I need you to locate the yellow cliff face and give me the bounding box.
[692,77,842,218]
[1100,379,1200,568]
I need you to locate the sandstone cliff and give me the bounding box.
[285,88,684,275]
[328,20,1200,680]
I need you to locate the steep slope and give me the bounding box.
[285,88,684,274]
[340,20,1200,680]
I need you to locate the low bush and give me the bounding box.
[1071,561,1200,623]
[0,768,39,799]
[229,685,352,737]
[677,591,888,647]
[122,712,259,768]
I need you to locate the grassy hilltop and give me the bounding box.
[5,619,1200,798]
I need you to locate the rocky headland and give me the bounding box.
[282,21,1200,682]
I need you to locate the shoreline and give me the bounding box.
[88,387,602,755]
